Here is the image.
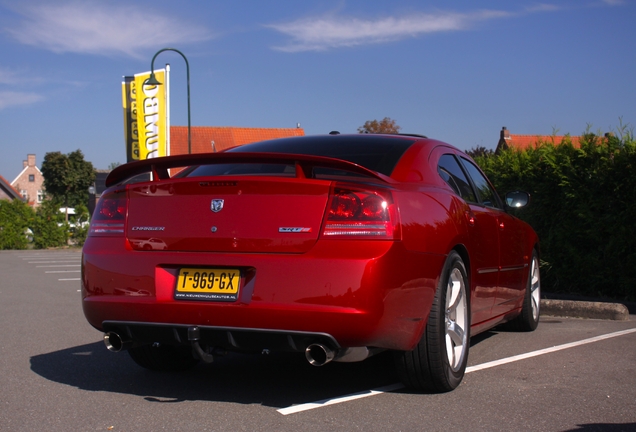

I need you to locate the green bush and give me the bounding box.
[474,130,636,301]
[69,203,90,246]
[31,200,68,249]
[0,199,34,250]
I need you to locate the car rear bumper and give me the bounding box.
[82,238,445,351]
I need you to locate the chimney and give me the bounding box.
[500,127,511,140]
[27,154,36,167]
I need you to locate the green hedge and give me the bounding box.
[0,199,78,249]
[0,199,33,249]
[473,132,636,301]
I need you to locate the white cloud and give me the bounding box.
[0,68,21,85]
[5,1,212,58]
[267,10,513,52]
[0,91,44,109]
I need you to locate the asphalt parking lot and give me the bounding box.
[1,249,635,431]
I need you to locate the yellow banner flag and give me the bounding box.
[121,76,139,162]
[134,69,168,160]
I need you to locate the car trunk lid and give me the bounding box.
[125,177,330,253]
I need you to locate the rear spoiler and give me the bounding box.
[106,152,393,187]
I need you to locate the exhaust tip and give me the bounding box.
[305,343,335,367]
[103,332,130,352]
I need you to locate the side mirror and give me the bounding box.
[505,191,530,209]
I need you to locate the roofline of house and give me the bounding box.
[11,164,42,186]
[0,175,22,200]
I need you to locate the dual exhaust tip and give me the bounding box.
[305,343,335,366]
[104,331,337,365]
[104,332,371,367]
[103,332,131,352]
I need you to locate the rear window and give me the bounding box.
[226,135,415,176]
[187,163,295,177]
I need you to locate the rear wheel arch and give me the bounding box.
[451,244,471,294]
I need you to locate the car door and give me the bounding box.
[437,154,498,325]
[459,157,527,316]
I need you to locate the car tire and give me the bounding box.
[506,250,541,332]
[128,344,199,372]
[395,251,470,392]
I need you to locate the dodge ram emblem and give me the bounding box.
[211,199,224,213]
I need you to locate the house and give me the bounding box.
[169,126,305,155]
[11,154,44,208]
[0,175,22,202]
[495,127,589,153]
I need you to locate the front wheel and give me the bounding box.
[395,251,470,392]
[506,250,541,331]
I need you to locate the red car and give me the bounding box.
[82,133,540,392]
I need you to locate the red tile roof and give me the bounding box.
[496,127,590,153]
[169,126,305,155]
[0,174,22,201]
[503,134,583,150]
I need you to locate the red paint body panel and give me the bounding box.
[83,238,444,350]
[82,135,539,356]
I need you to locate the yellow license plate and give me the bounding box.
[175,268,240,301]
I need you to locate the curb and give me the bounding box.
[541,299,630,321]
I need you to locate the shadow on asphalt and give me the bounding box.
[30,342,400,408]
[566,424,636,431]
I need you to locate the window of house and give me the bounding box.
[20,190,28,200]
[29,174,35,182]
[37,190,44,203]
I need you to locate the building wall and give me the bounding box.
[11,154,44,208]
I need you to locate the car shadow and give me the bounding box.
[469,330,498,347]
[30,341,399,408]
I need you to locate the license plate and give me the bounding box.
[175,268,240,301]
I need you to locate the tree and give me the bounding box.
[465,146,494,159]
[358,117,402,134]
[31,199,67,249]
[41,150,96,221]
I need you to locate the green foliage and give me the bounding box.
[0,199,34,250]
[41,150,96,212]
[358,117,401,134]
[69,203,89,246]
[31,200,67,249]
[466,146,495,159]
[474,128,636,301]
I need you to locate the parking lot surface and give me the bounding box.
[1,250,635,431]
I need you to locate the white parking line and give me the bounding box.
[36,265,81,268]
[29,261,80,264]
[278,384,404,415]
[46,270,81,273]
[465,327,636,373]
[59,278,81,281]
[277,327,636,416]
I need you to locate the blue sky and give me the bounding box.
[1,0,634,180]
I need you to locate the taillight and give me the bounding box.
[322,185,400,239]
[89,190,127,236]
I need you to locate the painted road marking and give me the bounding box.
[277,384,404,415]
[46,270,81,273]
[29,260,80,264]
[278,327,636,415]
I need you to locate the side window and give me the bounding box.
[459,157,502,209]
[437,154,476,203]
